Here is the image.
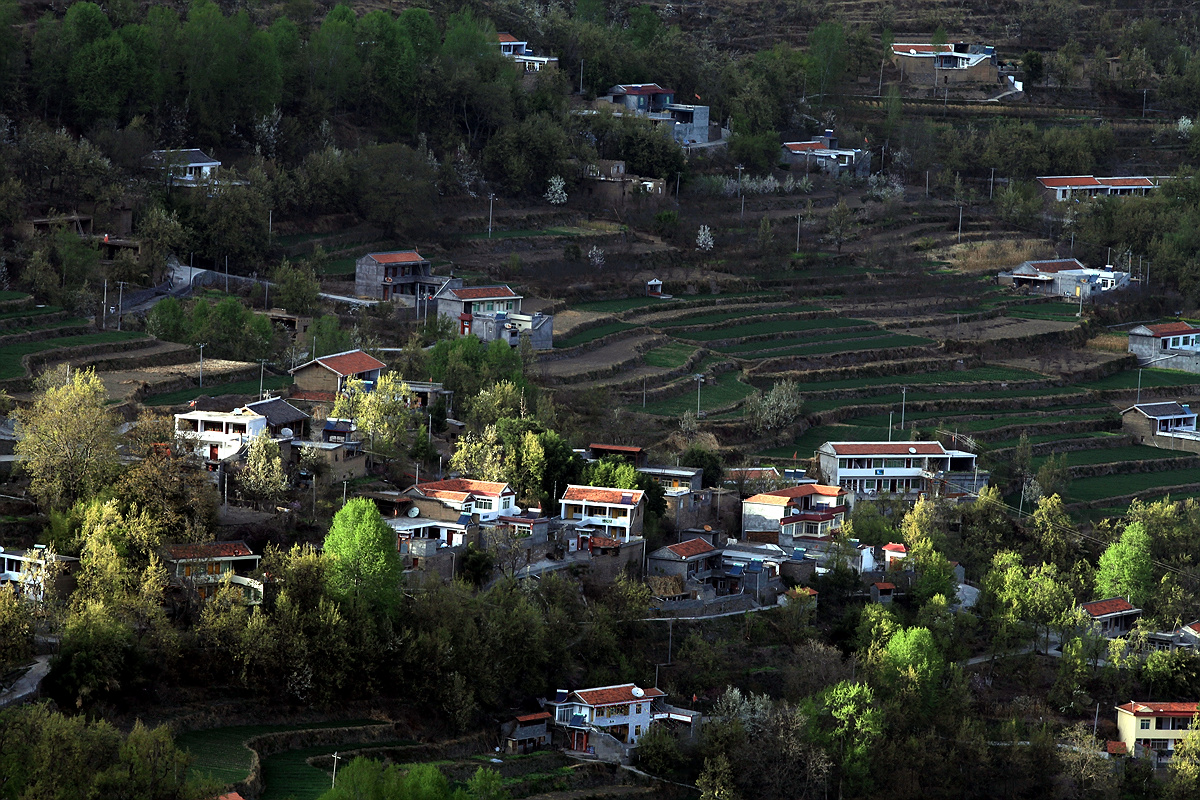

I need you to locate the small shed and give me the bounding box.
[504,712,551,754]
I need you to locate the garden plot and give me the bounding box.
[901,315,1078,342]
[678,317,872,342]
[637,370,756,416]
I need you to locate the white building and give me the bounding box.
[1116,701,1198,765]
[998,258,1131,299]
[817,441,987,500]
[405,478,518,523]
[560,485,646,541]
[741,484,851,538]
[145,149,222,185]
[548,683,666,750]
[496,32,559,72]
[0,545,78,600]
[174,407,268,463]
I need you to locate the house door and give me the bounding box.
[382,285,390,300]
[208,445,219,460]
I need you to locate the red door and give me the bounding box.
[209,445,219,460]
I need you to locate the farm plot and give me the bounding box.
[554,321,638,348]
[176,720,378,785]
[1006,303,1085,322]
[803,386,1085,413]
[734,334,934,359]
[653,304,826,329]
[717,327,888,354]
[0,305,61,322]
[988,431,1124,450]
[792,366,1044,395]
[680,317,872,341]
[637,371,756,416]
[145,376,292,406]
[642,342,697,368]
[1031,445,1191,469]
[571,292,776,313]
[0,331,146,380]
[1068,468,1200,503]
[845,403,1115,428]
[1079,368,1200,391]
[260,741,413,800]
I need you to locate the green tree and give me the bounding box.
[15,367,119,511]
[697,754,740,800]
[825,201,856,254]
[136,205,187,284]
[1035,453,1071,500]
[1030,494,1079,568]
[814,681,882,797]
[1167,714,1200,799]
[146,297,188,342]
[237,431,288,509]
[882,626,944,706]
[582,456,639,489]
[0,584,33,673]
[323,498,402,612]
[1095,522,1155,605]
[333,374,416,459]
[681,445,723,488]
[272,259,320,315]
[808,22,847,100]
[1023,50,1044,84]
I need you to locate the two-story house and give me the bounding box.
[1116,701,1198,765]
[289,349,387,403]
[355,250,454,303]
[743,484,851,542]
[548,683,666,751]
[647,537,720,584]
[406,478,518,522]
[433,284,526,337]
[246,397,310,439]
[816,441,987,500]
[0,545,79,600]
[174,406,268,463]
[495,32,558,72]
[163,541,263,603]
[560,485,646,541]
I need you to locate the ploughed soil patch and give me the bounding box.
[903,316,1076,342]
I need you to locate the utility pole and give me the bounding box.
[736,164,744,197]
[258,359,269,399]
[224,255,229,293]
[901,386,907,430]
[796,211,802,253]
[488,194,495,239]
[101,278,107,330]
[197,343,206,388]
[332,753,341,788]
[579,59,584,94]
[116,281,127,331]
[989,168,995,199]
[957,206,963,242]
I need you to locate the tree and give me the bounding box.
[808,22,847,100]
[1096,522,1155,605]
[272,259,320,314]
[697,224,714,252]
[0,584,33,673]
[697,754,740,800]
[237,431,288,509]
[582,456,639,490]
[814,681,882,797]
[681,445,723,487]
[323,497,402,611]
[1030,494,1079,568]
[1013,432,1033,479]
[1035,452,1071,500]
[825,201,855,254]
[137,206,187,284]
[882,626,944,706]
[1167,714,1200,799]
[15,366,119,511]
[1023,50,1044,84]
[744,380,803,434]
[544,175,567,205]
[333,374,416,459]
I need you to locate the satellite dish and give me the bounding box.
[407,506,420,517]
[631,687,645,698]
[908,447,917,454]
[703,525,712,532]
[281,427,293,437]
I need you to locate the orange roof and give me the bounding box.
[574,684,665,706]
[562,485,644,505]
[1097,177,1156,187]
[1144,322,1200,337]
[417,489,472,503]
[827,442,946,456]
[217,793,247,800]
[874,582,896,590]
[588,535,623,548]
[1018,258,1086,274]
[1106,741,1128,755]
[1037,176,1102,188]
[310,350,386,377]
[416,478,512,497]
[368,251,426,264]
[1117,701,1200,717]
[515,711,551,723]
[882,543,907,553]
[590,443,643,454]
[666,538,716,558]
[448,286,519,301]
[497,32,519,43]
[166,541,253,561]
[1081,597,1138,617]
[725,467,781,480]
[784,141,823,152]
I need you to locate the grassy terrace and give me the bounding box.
[988,431,1124,449]
[1032,444,1191,469]
[802,386,1084,413]
[0,331,145,380]
[642,342,696,368]
[145,375,291,406]
[1068,468,1200,503]
[637,371,756,416]
[733,334,933,359]
[845,404,1115,428]
[0,291,30,302]
[1079,368,1200,390]
[759,424,896,459]
[653,304,826,329]
[177,721,377,785]
[716,327,889,353]
[0,317,88,336]
[1006,303,1084,322]
[794,366,1043,394]
[679,317,871,341]
[571,291,775,313]
[260,741,414,800]
[0,305,61,321]
[553,321,638,348]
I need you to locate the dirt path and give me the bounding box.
[538,335,663,379]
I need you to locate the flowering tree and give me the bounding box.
[588,246,605,268]
[696,224,714,252]
[545,175,567,205]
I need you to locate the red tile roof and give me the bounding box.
[1017,258,1086,274]
[827,442,946,456]
[515,711,551,723]
[784,141,823,152]
[874,582,896,590]
[217,793,248,800]
[590,443,644,454]
[588,535,623,548]
[289,390,337,403]
[1106,741,1128,755]
[1144,322,1200,337]
[497,33,520,43]
[882,543,908,553]
[1081,597,1138,617]
[449,286,519,301]
[574,684,665,706]
[666,538,716,558]
[563,485,644,505]
[1037,176,1102,188]
[1097,177,1156,187]
[745,484,847,506]
[166,541,254,561]
[368,251,426,264]
[416,478,512,497]
[1117,701,1200,717]
[317,350,387,377]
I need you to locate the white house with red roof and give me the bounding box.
[290,349,387,402]
[998,257,1129,300]
[1116,701,1198,764]
[1081,597,1142,638]
[432,283,551,348]
[162,541,263,603]
[560,485,645,541]
[881,542,908,569]
[1127,321,1200,365]
[817,441,985,500]
[495,32,558,72]
[780,129,870,178]
[355,250,449,303]
[1037,175,1159,202]
[404,478,518,522]
[742,483,852,542]
[548,683,666,751]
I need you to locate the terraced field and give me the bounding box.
[0,331,146,379]
[638,371,757,416]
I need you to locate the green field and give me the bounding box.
[145,375,291,406]
[802,386,1085,413]
[260,740,414,800]
[572,296,677,313]
[1068,468,1200,503]
[680,317,872,341]
[654,304,826,329]
[1032,444,1191,469]
[758,424,896,459]
[638,370,756,416]
[716,327,888,354]
[988,431,1124,450]
[0,291,29,302]
[177,720,378,785]
[846,404,1114,428]
[320,257,357,275]
[1006,304,1084,322]
[0,317,88,337]
[1079,368,1200,391]
[794,366,1044,395]
[0,331,146,380]
[731,334,934,360]
[0,305,61,321]
[642,343,696,368]
[553,321,638,348]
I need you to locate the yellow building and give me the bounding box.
[1116,701,1198,765]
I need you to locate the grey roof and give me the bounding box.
[246,398,309,427]
[147,149,220,166]
[1128,402,1195,419]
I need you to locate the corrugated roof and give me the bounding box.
[666,538,716,558]
[1131,402,1193,419]
[1097,177,1156,187]
[1015,258,1087,274]
[827,442,946,456]
[165,541,254,561]
[562,485,644,505]
[367,251,427,264]
[574,684,665,706]
[1081,597,1138,617]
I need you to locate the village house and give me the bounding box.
[741,484,852,545]
[355,250,453,303]
[1116,702,1197,765]
[647,537,721,584]
[548,683,666,753]
[495,32,558,73]
[294,439,367,485]
[1081,597,1142,638]
[174,406,268,464]
[1036,175,1159,202]
[0,545,78,600]
[998,258,1130,299]
[579,159,668,207]
[780,130,871,178]
[433,284,551,349]
[560,485,646,541]
[162,541,263,603]
[890,43,997,85]
[720,541,785,601]
[245,397,309,439]
[600,84,715,144]
[1121,402,1200,448]
[405,478,518,523]
[816,441,987,500]
[882,542,908,569]
[502,712,552,755]
[289,349,387,403]
[144,148,221,185]
[587,443,647,466]
[1127,321,1200,363]
[637,465,703,492]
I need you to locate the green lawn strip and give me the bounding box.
[145,375,291,406]
[259,740,416,800]
[178,720,378,785]
[320,257,357,275]
[1031,444,1191,470]
[654,304,827,329]
[758,424,899,459]
[642,343,696,368]
[733,334,934,360]
[1078,368,1200,390]
[553,321,638,348]
[571,292,778,313]
[637,371,756,416]
[0,305,62,322]
[0,291,30,302]
[679,317,873,341]
[459,227,579,240]
[802,386,1083,413]
[844,404,1114,428]
[1068,468,1200,503]
[987,431,1124,450]
[716,327,888,354]
[936,412,1113,433]
[0,332,146,380]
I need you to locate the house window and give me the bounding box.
[1142,720,1152,730]
[1173,337,1182,347]
[634,725,641,738]
[476,498,494,510]
[636,704,642,714]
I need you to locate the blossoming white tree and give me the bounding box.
[696,224,714,252]
[545,175,567,205]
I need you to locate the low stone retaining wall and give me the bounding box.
[0,321,91,346]
[541,336,670,385]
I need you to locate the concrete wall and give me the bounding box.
[292,363,339,394]
[894,56,995,85]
